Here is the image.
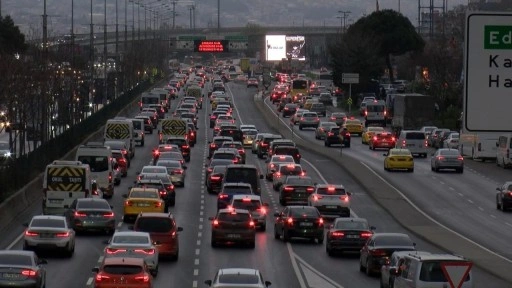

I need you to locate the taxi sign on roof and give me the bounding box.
[440,261,472,288]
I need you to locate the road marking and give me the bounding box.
[478,207,484,211]
[506,222,512,228]
[197,240,201,245]
[193,280,198,288]
[86,277,93,286]
[458,193,464,197]
[448,187,455,191]
[98,256,104,263]
[194,269,199,276]
[6,233,24,250]
[467,199,474,204]
[360,161,512,264]
[287,243,307,288]
[294,253,345,288]
[490,214,497,219]
[195,258,199,265]
[440,181,445,185]
[117,222,122,227]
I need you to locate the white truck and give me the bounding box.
[43,160,91,215]
[104,118,135,158]
[75,142,114,198]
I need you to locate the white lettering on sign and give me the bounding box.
[51,177,82,183]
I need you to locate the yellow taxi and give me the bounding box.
[383,148,414,172]
[361,126,385,144]
[342,118,364,136]
[303,99,318,110]
[123,188,165,222]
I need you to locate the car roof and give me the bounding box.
[129,187,159,193]
[138,212,174,219]
[217,268,261,276]
[334,217,368,224]
[315,184,345,189]
[231,194,261,201]
[112,231,150,237]
[103,257,145,266]
[32,215,66,221]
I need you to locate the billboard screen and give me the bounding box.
[265,35,286,61]
[194,40,229,53]
[286,35,306,61]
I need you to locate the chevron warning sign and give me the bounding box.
[161,119,187,136]
[105,123,130,139]
[47,167,86,191]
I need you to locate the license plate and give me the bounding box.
[346,235,359,239]
[2,273,19,279]
[227,234,240,239]
[326,206,337,209]
[49,199,62,204]
[137,203,151,207]
[300,222,313,227]
[40,233,54,238]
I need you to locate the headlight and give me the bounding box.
[4,152,11,157]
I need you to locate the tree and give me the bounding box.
[0,16,27,56]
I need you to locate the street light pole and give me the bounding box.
[172,1,176,29]
[217,0,220,35]
[71,0,75,66]
[116,0,119,58]
[104,0,108,104]
[144,6,147,40]
[137,2,141,41]
[124,0,128,53]
[90,0,94,110]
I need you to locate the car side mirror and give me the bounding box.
[207,156,211,160]
[110,205,114,209]
[329,224,334,229]
[389,267,399,276]
[265,159,270,163]
[370,226,376,230]
[496,187,501,191]
[22,223,29,227]
[204,280,213,286]
[92,267,100,273]
[263,203,269,207]
[38,259,48,265]
[347,192,352,196]
[496,142,499,147]
[208,217,214,221]
[313,182,318,186]
[273,212,280,217]
[177,227,184,232]
[265,280,272,287]
[183,166,188,170]
[122,194,128,198]
[102,239,110,244]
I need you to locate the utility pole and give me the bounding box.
[131,0,135,44]
[124,0,128,53]
[192,5,196,29]
[144,6,147,40]
[115,0,119,99]
[42,0,49,143]
[90,0,95,111]
[172,1,176,29]
[217,0,220,35]
[71,0,75,66]
[104,0,108,104]
[337,10,351,33]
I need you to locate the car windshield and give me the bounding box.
[375,235,413,246]
[218,274,259,284]
[232,199,261,211]
[217,212,250,222]
[103,265,143,275]
[279,165,302,175]
[335,220,368,230]
[439,150,460,156]
[78,156,109,172]
[136,217,173,233]
[77,200,110,210]
[130,191,159,198]
[132,121,142,130]
[290,208,318,217]
[31,219,65,228]
[316,187,346,195]
[0,254,32,266]
[286,177,313,185]
[112,235,149,244]
[142,167,167,174]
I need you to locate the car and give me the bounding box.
[420,126,438,146]
[220,141,246,163]
[273,145,302,164]
[210,148,242,165]
[104,140,132,162]
[443,132,460,149]
[209,111,227,128]
[361,126,385,144]
[437,130,458,148]
[384,148,414,172]
[65,198,116,235]
[135,115,154,134]
[242,128,258,147]
[22,215,75,257]
[240,124,257,131]
[134,177,175,210]
[209,208,256,248]
[274,206,324,243]
[122,188,165,222]
[132,212,183,260]
[229,195,269,231]
[218,128,244,142]
[204,268,272,288]
[298,112,320,130]
[247,78,259,88]
[0,250,47,288]
[338,127,351,148]
[430,128,450,148]
[206,165,228,194]
[209,136,234,157]
[328,112,347,126]
[318,93,333,106]
[111,149,128,177]
[309,103,327,117]
[152,150,184,165]
[155,159,187,187]
[265,155,295,180]
[251,133,272,154]
[165,136,191,162]
[217,183,253,210]
[279,176,315,206]
[342,118,363,136]
[268,139,295,157]
[92,257,153,288]
[222,164,264,196]
[496,181,512,211]
[359,233,416,276]
[272,163,304,191]
[369,132,396,150]
[282,103,298,118]
[180,112,198,129]
[324,126,341,147]
[325,217,375,256]
[308,184,351,218]
[315,122,338,140]
[186,122,197,146]
[103,231,159,276]
[257,134,283,158]
[430,148,464,173]
[290,109,308,125]
[396,130,428,157]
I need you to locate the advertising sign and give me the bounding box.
[286,35,306,61]
[265,35,286,61]
[464,12,512,132]
[194,40,229,53]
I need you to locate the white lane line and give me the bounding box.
[448,187,455,191]
[198,232,202,237]
[194,269,199,276]
[506,222,512,228]
[117,222,122,227]
[287,243,307,288]
[458,193,464,197]
[467,199,474,204]
[195,258,199,265]
[197,240,201,245]
[195,248,200,255]
[86,277,93,286]
[490,214,497,219]
[478,207,484,211]
[226,83,244,125]
[440,181,445,185]
[360,161,512,264]
[6,233,24,250]
[293,251,345,288]
[193,280,198,288]
[98,256,104,263]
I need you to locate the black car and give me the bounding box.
[0,250,47,288]
[257,135,283,159]
[65,198,116,234]
[277,97,292,112]
[359,233,416,276]
[209,111,227,128]
[324,127,341,147]
[209,208,256,248]
[273,146,301,164]
[274,206,324,243]
[279,176,315,206]
[282,103,298,118]
[208,136,234,157]
[218,128,243,142]
[133,178,175,210]
[165,136,191,162]
[325,217,375,256]
[206,165,228,194]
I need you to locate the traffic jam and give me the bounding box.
[0,62,488,288]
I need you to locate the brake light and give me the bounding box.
[392,137,396,142]
[259,207,267,214]
[210,175,221,181]
[210,143,216,148]
[340,195,349,202]
[370,249,387,256]
[384,110,387,116]
[172,169,183,175]
[125,200,133,206]
[249,221,255,227]
[213,219,219,226]
[122,150,127,155]
[21,270,37,277]
[331,231,344,237]
[373,136,378,141]
[108,172,112,183]
[182,145,189,149]
[24,231,38,237]
[330,117,336,120]
[402,140,406,147]
[287,217,294,225]
[160,190,167,196]
[361,232,373,237]
[275,172,281,178]
[313,195,323,201]
[135,274,150,282]
[134,248,155,255]
[457,156,464,161]
[437,156,444,160]
[103,212,114,218]
[154,202,162,208]
[318,218,324,226]
[300,117,305,121]
[96,273,110,281]
[219,194,228,199]
[306,187,315,193]
[166,184,174,191]
[283,186,294,192]
[55,232,70,237]
[364,110,368,116]
[242,198,252,202]
[74,211,87,217]
[424,140,428,147]
[328,132,334,137]
[106,248,127,254]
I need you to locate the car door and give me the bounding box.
[360,237,373,264]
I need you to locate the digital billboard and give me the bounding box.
[286,35,306,61]
[194,40,229,53]
[265,35,286,61]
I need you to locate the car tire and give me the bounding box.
[171,250,179,261]
[366,259,373,276]
[65,242,74,258]
[141,140,144,147]
[318,237,324,244]
[359,258,366,272]
[151,267,158,278]
[497,197,501,210]
[211,238,218,248]
[248,241,255,249]
[408,168,414,173]
[458,168,464,174]
[346,143,350,148]
[299,125,303,130]
[325,141,330,147]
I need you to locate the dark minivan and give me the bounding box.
[222,164,264,195]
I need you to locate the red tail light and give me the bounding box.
[213,219,219,226]
[283,186,294,192]
[219,194,228,199]
[135,274,150,282]
[182,145,189,149]
[24,231,38,237]
[160,191,167,196]
[364,110,368,116]
[103,212,114,218]
[134,248,155,255]
[210,175,221,181]
[346,132,351,137]
[330,117,336,120]
[55,232,70,237]
[370,249,387,256]
[275,172,281,178]
[328,132,334,137]
[74,211,87,217]
[96,273,110,281]
[437,156,444,160]
[259,207,267,214]
[108,172,112,183]
[122,150,127,155]
[457,156,464,161]
[287,217,294,225]
[125,200,133,206]
[402,140,406,147]
[361,232,373,237]
[166,185,174,191]
[21,270,37,277]
[313,195,323,201]
[424,140,428,147]
[318,218,324,226]
[106,248,127,254]
[172,169,184,175]
[249,221,255,228]
[331,231,344,237]
[340,195,349,202]
[154,202,162,208]
[306,187,315,193]
[373,136,378,141]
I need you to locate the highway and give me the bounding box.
[0,78,510,287]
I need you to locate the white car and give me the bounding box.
[308,184,352,218]
[23,215,76,257]
[265,155,295,180]
[240,124,257,131]
[229,195,269,231]
[272,163,304,191]
[103,231,159,276]
[443,132,459,149]
[205,268,272,288]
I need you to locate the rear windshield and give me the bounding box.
[405,132,425,140]
[141,96,159,104]
[212,166,227,174]
[375,235,413,246]
[275,147,299,155]
[31,219,65,228]
[419,261,470,282]
[222,187,252,195]
[286,178,313,185]
[232,200,261,211]
[135,217,173,233]
[439,150,460,156]
[77,200,110,210]
[335,220,368,230]
[0,254,32,266]
[132,120,142,130]
[78,156,109,172]
[378,134,395,140]
[224,168,259,184]
[218,274,259,284]
[103,265,143,275]
[134,183,162,190]
[129,191,159,198]
[367,105,385,112]
[213,153,236,160]
[166,139,186,146]
[290,208,319,217]
[316,187,346,195]
[279,165,302,175]
[218,212,250,222]
[112,235,149,244]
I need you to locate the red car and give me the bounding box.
[369,132,396,150]
[111,150,128,177]
[93,257,153,288]
[133,212,183,260]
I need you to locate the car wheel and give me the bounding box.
[299,125,303,130]
[408,168,414,173]
[171,249,179,261]
[248,241,255,249]
[260,224,266,232]
[366,259,373,276]
[359,258,366,272]
[211,238,218,247]
[274,225,280,239]
[458,168,464,173]
[346,143,350,148]
[65,243,74,258]
[141,140,144,147]
[497,197,502,210]
[431,166,435,171]
[151,267,158,278]
[325,141,330,147]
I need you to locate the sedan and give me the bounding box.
[290,109,308,125]
[209,209,256,248]
[103,231,159,276]
[156,159,187,187]
[359,233,415,276]
[362,126,385,144]
[65,198,115,235]
[308,184,351,218]
[274,206,324,243]
[315,122,338,140]
[205,268,271,288]
[496,181,512,211]
[92,257,153,288]
[325,217,375,256]
[298,112,320,130]
[383,148,414,172]
[328,112,347,126]
[23,215,76,257]
[369,132,396,150]
[265,155,295,180]
[430,148,464,173]
[282,103,298,118]
[0,250,47,288]
[279,176,315,206]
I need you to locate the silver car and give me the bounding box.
[205,268,272,288]
[156,159,187,187]
[315,122,338,140]
[298,112,320,130]
[242,129,258,147]
[23,215,76,257]
[308,184,352,218]
[103,231,159,276]
[430,148,464,173]
[251,133,272,154]
[265,155,295,180]
[272,163,304,191]
[229,195,269,231]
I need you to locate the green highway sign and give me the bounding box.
[178,35,206,41]
[484,26,512,49]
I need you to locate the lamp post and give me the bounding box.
[104,0,108,104]
[217,0,220,35]
[124,0,128,52]
[90,0,95,111]
[71,0,75,66]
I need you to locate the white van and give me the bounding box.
[131,118,145,146]
[396,130,428,157]
[391,252,473,288]
[104,118,135,159]
[496,134,512,168]
[140,92,160,110]
[75,143,114,198]
[364,100,387,127]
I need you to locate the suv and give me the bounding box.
[396,130,428,157]
[308,184,351,218]
[223,164,264,195]
[210,148,241,164]
[257,134,283,159]
[132,212,183,260]
[229,195,269,231]
[386,252,473,288]
[318,93,333,106]
[268,139,295,157]
[165,136,191,162]
[252,133,272,154]
[272,163,304,191]
[299,112,320,130]
[209,208,256,248]
[279,176,315,206]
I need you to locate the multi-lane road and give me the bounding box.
[0,78,510,287]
